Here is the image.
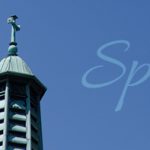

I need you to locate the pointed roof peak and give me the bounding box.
[0,16,33,75]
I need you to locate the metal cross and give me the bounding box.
[7,15,20,45]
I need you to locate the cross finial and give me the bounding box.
[7,15,20,55]
[7,15,20,45]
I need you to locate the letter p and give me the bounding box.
[115,61,150,112]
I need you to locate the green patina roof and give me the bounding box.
[0,55,33,75]
[0,16,47,99]
[0,16,33,76]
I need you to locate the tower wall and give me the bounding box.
[0,75,45,150]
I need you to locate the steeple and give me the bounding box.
[0,16,33,75]
[7,15,20,56]
[0,16,46,150]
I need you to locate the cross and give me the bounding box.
[7,15,20,45]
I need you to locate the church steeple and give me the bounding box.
[0,16,46,150]
[0,16,32,75]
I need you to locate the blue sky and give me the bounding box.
[0,0,150,150]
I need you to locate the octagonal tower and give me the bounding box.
[0,16,46,150]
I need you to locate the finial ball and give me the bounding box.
[8,45,18,55]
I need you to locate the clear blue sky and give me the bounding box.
[0,0,150,150]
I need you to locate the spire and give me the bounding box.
[7,15,20,55]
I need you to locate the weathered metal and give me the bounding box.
[7,15,20,55]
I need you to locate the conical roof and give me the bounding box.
[0,55,33,75]
[0,15,46,99]
[0,16,33,76]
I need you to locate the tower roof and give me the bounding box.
[0,55,33,75]
[0,16,33,75]
[0,15,46,100]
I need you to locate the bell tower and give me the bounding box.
[0,16,46,150]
